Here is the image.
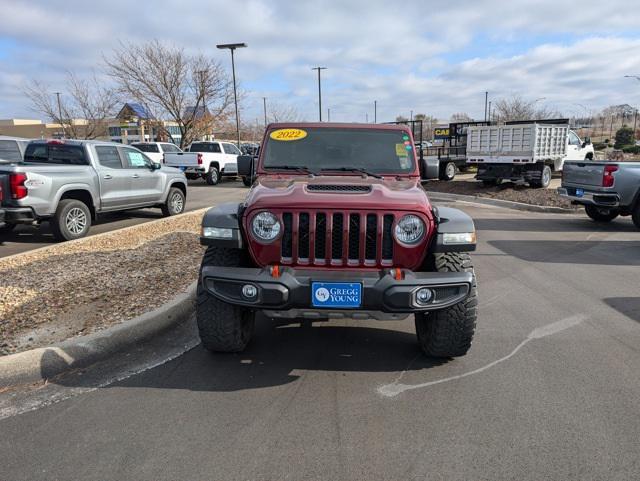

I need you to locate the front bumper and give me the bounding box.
[557,187,620,207]
[201,266,473,314]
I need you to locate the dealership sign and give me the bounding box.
[433,127,450,139]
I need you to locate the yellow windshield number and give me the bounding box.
[270,129,308,141]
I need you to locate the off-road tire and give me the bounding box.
[585,205,619,223]
[51,199,92,241]
[161,187,186,217]
[530,165,551,188]
[630,203,640,229]
[415,253,478,357]
[439,162,456,181]
[197,246,255,352]
[205,166,220,185]
[242,176,252,187]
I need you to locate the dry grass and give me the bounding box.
[0,210,207,356]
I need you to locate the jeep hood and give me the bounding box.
[244,175,431,213]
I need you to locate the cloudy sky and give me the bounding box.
[1,0,640,123]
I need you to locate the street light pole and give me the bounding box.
[217,43,247,148]
[262,97,267,128]
[327,108,330,122]
[374,100,377,124]
[484,91,488,121]
[312,67,327,121]
[54,91,65,138]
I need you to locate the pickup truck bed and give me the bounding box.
[558,160,640,228]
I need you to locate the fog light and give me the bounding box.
[416,288,433,304]
[242,284,258,299]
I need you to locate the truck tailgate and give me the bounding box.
[562,161,605,186]
[164,152,198,167]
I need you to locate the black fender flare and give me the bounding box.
[431,206,477,252]
[200,202,244,248]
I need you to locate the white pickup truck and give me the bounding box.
[131,142,182,164]
[163,141,240,185]
[466,121,595,188]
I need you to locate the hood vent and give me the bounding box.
[307,184,371,193]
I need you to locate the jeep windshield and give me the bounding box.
[262,127,416,175]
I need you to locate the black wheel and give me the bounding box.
[197,246,255,352]
[161,187,186,217]
[585,205,619,223]
[51,199,92,241]
[531,165,551,188]
[205,166,220,185]
[439,162,456,181]
[415,253,478,357]
[632,203,640,230]
[242,176,252,187]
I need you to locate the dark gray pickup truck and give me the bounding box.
[558,160,640,229]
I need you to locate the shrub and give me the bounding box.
[621,145,640,154]
[614,126,634,149]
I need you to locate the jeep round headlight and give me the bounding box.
[251,211,281,242]
[394,214,425,245]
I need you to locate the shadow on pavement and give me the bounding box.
[603,297,640,323]
[50,319,447,393]
[488,240,640,266]
[476,217,637,233]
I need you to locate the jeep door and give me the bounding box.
[119,146,164,205]
[94,145,134,210]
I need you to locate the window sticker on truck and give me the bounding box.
[270,128,308,141]
[396,144,408,156]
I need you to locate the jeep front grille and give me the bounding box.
[280,211,395,266]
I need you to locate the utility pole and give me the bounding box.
[312,67,327,121]
[488,101,492,122]
[54,92,65,138]
[484,91,488,121]
[217,43,247,147]
[262,97,267,128]
[374,100,377,124]
[634,109,638,139]
[327,108,330,122]
[410,110,413,121]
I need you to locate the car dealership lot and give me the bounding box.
[1,199,638,481]
[0,180,248,258]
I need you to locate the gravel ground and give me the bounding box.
[0,210,207,356]
[425,178,577,208]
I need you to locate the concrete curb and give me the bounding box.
[425,191,578,214]
[0,281,197,389]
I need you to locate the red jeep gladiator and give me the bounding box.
[197,123,478,357]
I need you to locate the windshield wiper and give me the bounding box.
[320,167,383,179]
[265,165,316,176]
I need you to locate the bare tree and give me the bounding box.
[450,112,473,122]
[105,40,233,148]
[267,102,304,123]
[24,72,118,139]
[492,95,560,122]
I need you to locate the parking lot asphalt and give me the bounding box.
[0,179,249,259]
[1,200,639,481]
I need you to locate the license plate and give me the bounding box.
[575,188,584,197]
[311,282,362,308]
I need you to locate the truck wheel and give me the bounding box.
[439,162,456,181]
[531,165,551,188]
[585,205,619,223]
[51,199,92,241]
[242,176,252,187]
[205,166,220,185]
[161,187,186,217]
[415,253,478,357]
[197,246,255,352]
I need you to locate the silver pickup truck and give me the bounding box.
[558,160,640,229]
[0,139,188,240]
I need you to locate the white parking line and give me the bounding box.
[377,314,586,398]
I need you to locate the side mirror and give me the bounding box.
[151,162,161,170]
[584,137,591,145]
[237,155,254,177]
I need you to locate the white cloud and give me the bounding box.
[1,0,640,122]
